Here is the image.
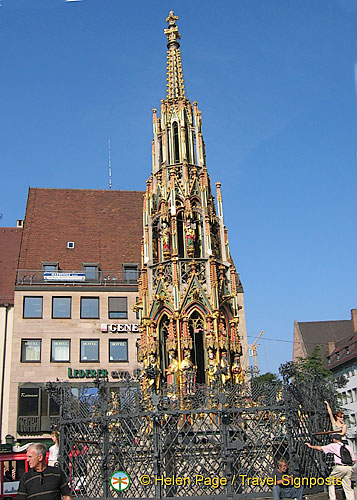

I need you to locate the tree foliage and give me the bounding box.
[295,345,332,379]
[252,372,281,385]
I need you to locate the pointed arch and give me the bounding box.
[187,309,206,384]
[184,302,209,318]
[177,210,184,257]
[152,219,159,264]
[190,196,202,208]
[157,313,171,379]
[153,305,174,322]
[172,121,180,163]
[185,121,190,163]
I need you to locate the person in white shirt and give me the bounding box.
[48,429,60,467]
[305,434,356,500]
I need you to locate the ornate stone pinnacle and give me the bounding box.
[166,10,178,25]
[164,11,186,100]
[164,12,181,46]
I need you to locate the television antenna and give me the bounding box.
[108,138,112,190]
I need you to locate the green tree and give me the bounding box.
[252,372,281,385]
[295,345,332,379]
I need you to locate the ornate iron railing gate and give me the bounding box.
[47,364,341,500]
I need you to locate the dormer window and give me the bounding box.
[42,262,59,272]
[42,262,59,281]
[83,263,99,281]
[122,263,138,283]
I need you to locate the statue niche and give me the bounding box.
[188,311,205,384]
[160,220,171,261]
[158,316,170,377]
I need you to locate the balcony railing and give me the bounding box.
[17,416,60,434]
[16,270,139,286]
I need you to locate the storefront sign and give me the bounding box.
[0,444,12,453]
[68,368,108,379]
[44,272,86,282]
[101,323,139,333]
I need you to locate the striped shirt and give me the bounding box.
[16,466,71,500]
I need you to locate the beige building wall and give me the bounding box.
[0,305,15,441]
[293,320,307,361]
[236,291,249,373]
[9,289,140,439]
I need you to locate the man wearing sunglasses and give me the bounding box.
[16,443,72,500]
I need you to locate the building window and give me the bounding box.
[83,263,99,281]
[109,340,128,362]
[51,339,70,362]
[108,297,127,319]
[80,339,99,362]
[23,297,43,319]
[52,297,71,319]
[17,387,59,433]
[18,387,40,416]
[80,297,99,319]
[21,340,41,362]
[42,262,59,272]
[122,264,138,283]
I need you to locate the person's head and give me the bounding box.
[277,458,288,473]
[27,443,47,470]
[331,433,342,443]
[334,411,344,421]
[51,429,59,446]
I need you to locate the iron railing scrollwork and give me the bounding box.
[46,363,342,500]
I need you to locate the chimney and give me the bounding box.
[17,219,23,228]
[351,309,357,333]
[327,341,335,355]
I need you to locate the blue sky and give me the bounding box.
[1,0,356,374]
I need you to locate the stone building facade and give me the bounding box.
[0,226,22,442]
[9,188,143,440]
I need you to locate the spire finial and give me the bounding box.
[164,11,186,100]
[164,11,180,46]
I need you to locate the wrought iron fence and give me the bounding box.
[46,364,341,500]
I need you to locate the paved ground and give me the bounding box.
[249,488,353,499]
[251,487,357,500]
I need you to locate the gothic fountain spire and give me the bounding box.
[164,11,186,100]
[137,12,249,398]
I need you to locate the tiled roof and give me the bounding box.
[0,227,22,305]
[294,320,353,363]
[18,188,144,271]
[327,333,357,371]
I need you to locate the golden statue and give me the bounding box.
[206,349,219,388]
[142,354,161,394]
[166,350,179,396]
[220,350,230,386]
[232,354,244,385]
[180,349,196,395]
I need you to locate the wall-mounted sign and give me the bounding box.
[44,272,86,282]
[67,368,140,381]
[101,324,139,333]
[68,368,108,379]
[0,444,12,453]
